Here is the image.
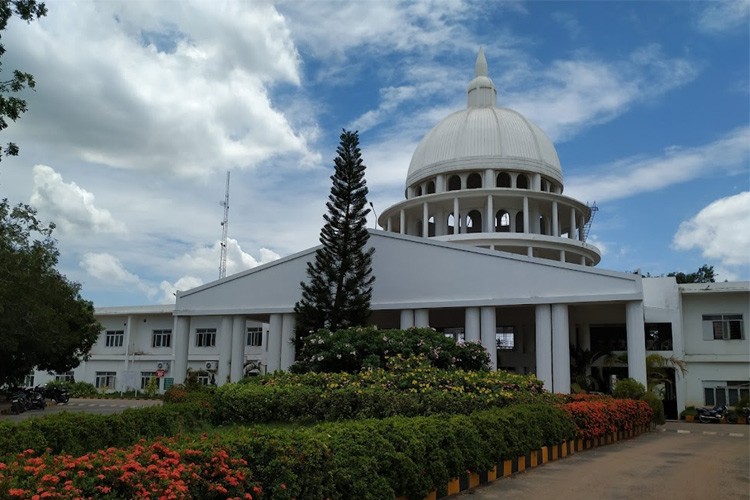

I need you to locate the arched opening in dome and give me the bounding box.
[428,216,435,237]
[539,215,548,235]
[426,180,435,194]
[497,172,511,188]
[415,185,423,197]
[447,213,456,234]
[467,173,482,189]
[448,175,461,191]
[517,174,529,190]
[515,211,525,233]
[467,210,482,233]
[496,210,510,232]
[404,188,408,199]
[541,179,548,192]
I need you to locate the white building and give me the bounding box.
[31,50,749,417]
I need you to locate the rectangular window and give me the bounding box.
[152,329,172,348]
[95,371,116,389]
[55,371,75,382]
[105,330,124,347]
[703,381,750,406]
[140,372,160,390]
[645,323,673,351]
[23,373,34,387]
[703,314,744,340]
[247,327,263,347]
[197,374,212,385]
[591,324,627,352]
[495,326,515,350]
[195,328,216,347]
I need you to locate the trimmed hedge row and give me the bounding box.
[215,366,548,424]
[561,398,652,440]
[0,404,575,500]
[0,402,213,458]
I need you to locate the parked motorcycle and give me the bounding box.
[40,385,70,404]
[697,405,736,424]
[9,391,27,414]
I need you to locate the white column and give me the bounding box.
[280,313,296,370]
[509,210,516,232]
[626,301,648,388]
[465,307,480,342]
[484,168,493,188]
[486,195,494,232]
[400,309,415,329]
[172,316,190,385]
[560,250,566,263]
[414,309,429,328]
[217,316,233,385]
[123,315,132,375]
[535,305,552,391]
[422,202,429,237]
[480,306,497,369]
[436,175,445,193]
[552,304,571,394]
[569,208,576,239]
[387,217,392,232]
[230,316,245,382]
[399,209,406,235]
[435,209,445,236]
[579,214,585,241]
[522,196,529,233]
[453,197,460,234]
[266,314,283,373]
[533,173,541,191]
[552,201,559,237]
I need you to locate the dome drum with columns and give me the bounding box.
[378,48,601,267]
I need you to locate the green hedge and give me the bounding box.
[0,402,213,458]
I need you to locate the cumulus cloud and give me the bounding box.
[174,238,281,278]
[7,1,319,179]
[159,275,204,304]
[673,192,750,268]
[565,127,750,203]
[30,165,126,235]
[80,252,155,297]
[694,0,750,34]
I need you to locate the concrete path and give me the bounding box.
[459,422,749,499]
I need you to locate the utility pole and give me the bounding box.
[219,171,230,279]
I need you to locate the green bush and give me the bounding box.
[45,380,97,398]
[0,402,213,458]
[291,326,490,373]
[680,406,698,419]
[612,378,646,400]
[641,391,665,425]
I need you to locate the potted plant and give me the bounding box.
[680,406,698,422]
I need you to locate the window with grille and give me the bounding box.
[105,330,124,347]
[95,372,116,389]
[195,328,216,347]
[702,314,744,340]
[152,329,172,348]
[247,327,263,347]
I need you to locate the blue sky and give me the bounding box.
[2,0,748,306]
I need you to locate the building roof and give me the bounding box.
[406,49,562,188]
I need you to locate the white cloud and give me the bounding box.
[7,1,320,179]
[565,127,750,203]
[695,0,750,34]
[673,192,750,268]
[159,275,204,304]
[30,165,126,235]
[174,238,281,279]
[80,252,155,297]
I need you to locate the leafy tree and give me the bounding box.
[295,130,375,336]
[0,0,47,161]
[0,200,100,385]
[667,264,715,284]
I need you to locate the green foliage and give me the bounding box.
[734,396,749,412]
[295,129,375,336]
[0,201,101,385]
[667,264,716,284]
[641,391,665,425]
[680,406,698,419]
[0,0,47,161]
[45,380,97,397]
[0,402,213,458]
[216,364,547,425]
[612,378,646,400]
[143,376,158,398]
[291,326,490,373]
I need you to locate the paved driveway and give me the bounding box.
[0,398,162,422]
[460,422,749,499]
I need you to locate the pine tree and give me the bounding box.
[295,130,375,336]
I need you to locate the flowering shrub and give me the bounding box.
[561,398,652,440]
[0,438,262,499]
[291,326,490,373]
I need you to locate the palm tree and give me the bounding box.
[570,344,610,393]
[606,352,687,392]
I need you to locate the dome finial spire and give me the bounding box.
[475,46,488,77]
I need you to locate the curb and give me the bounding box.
[396,425,648,500]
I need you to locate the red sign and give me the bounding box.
[156,369,166,378]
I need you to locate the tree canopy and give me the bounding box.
[0,200,100,385]
[295,130,375,336]
[0,0,47,161]
[667,264,716,284]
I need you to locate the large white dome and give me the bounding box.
[405,49,562,188]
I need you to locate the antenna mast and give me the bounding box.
[219,171,230,279]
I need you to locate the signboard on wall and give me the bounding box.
[163,377,174,390]
[121,371,138,391]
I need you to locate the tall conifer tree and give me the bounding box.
[295,130,375,336]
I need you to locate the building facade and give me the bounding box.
[30,51,749,416]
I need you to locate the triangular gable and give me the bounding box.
[175,230,641,315]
